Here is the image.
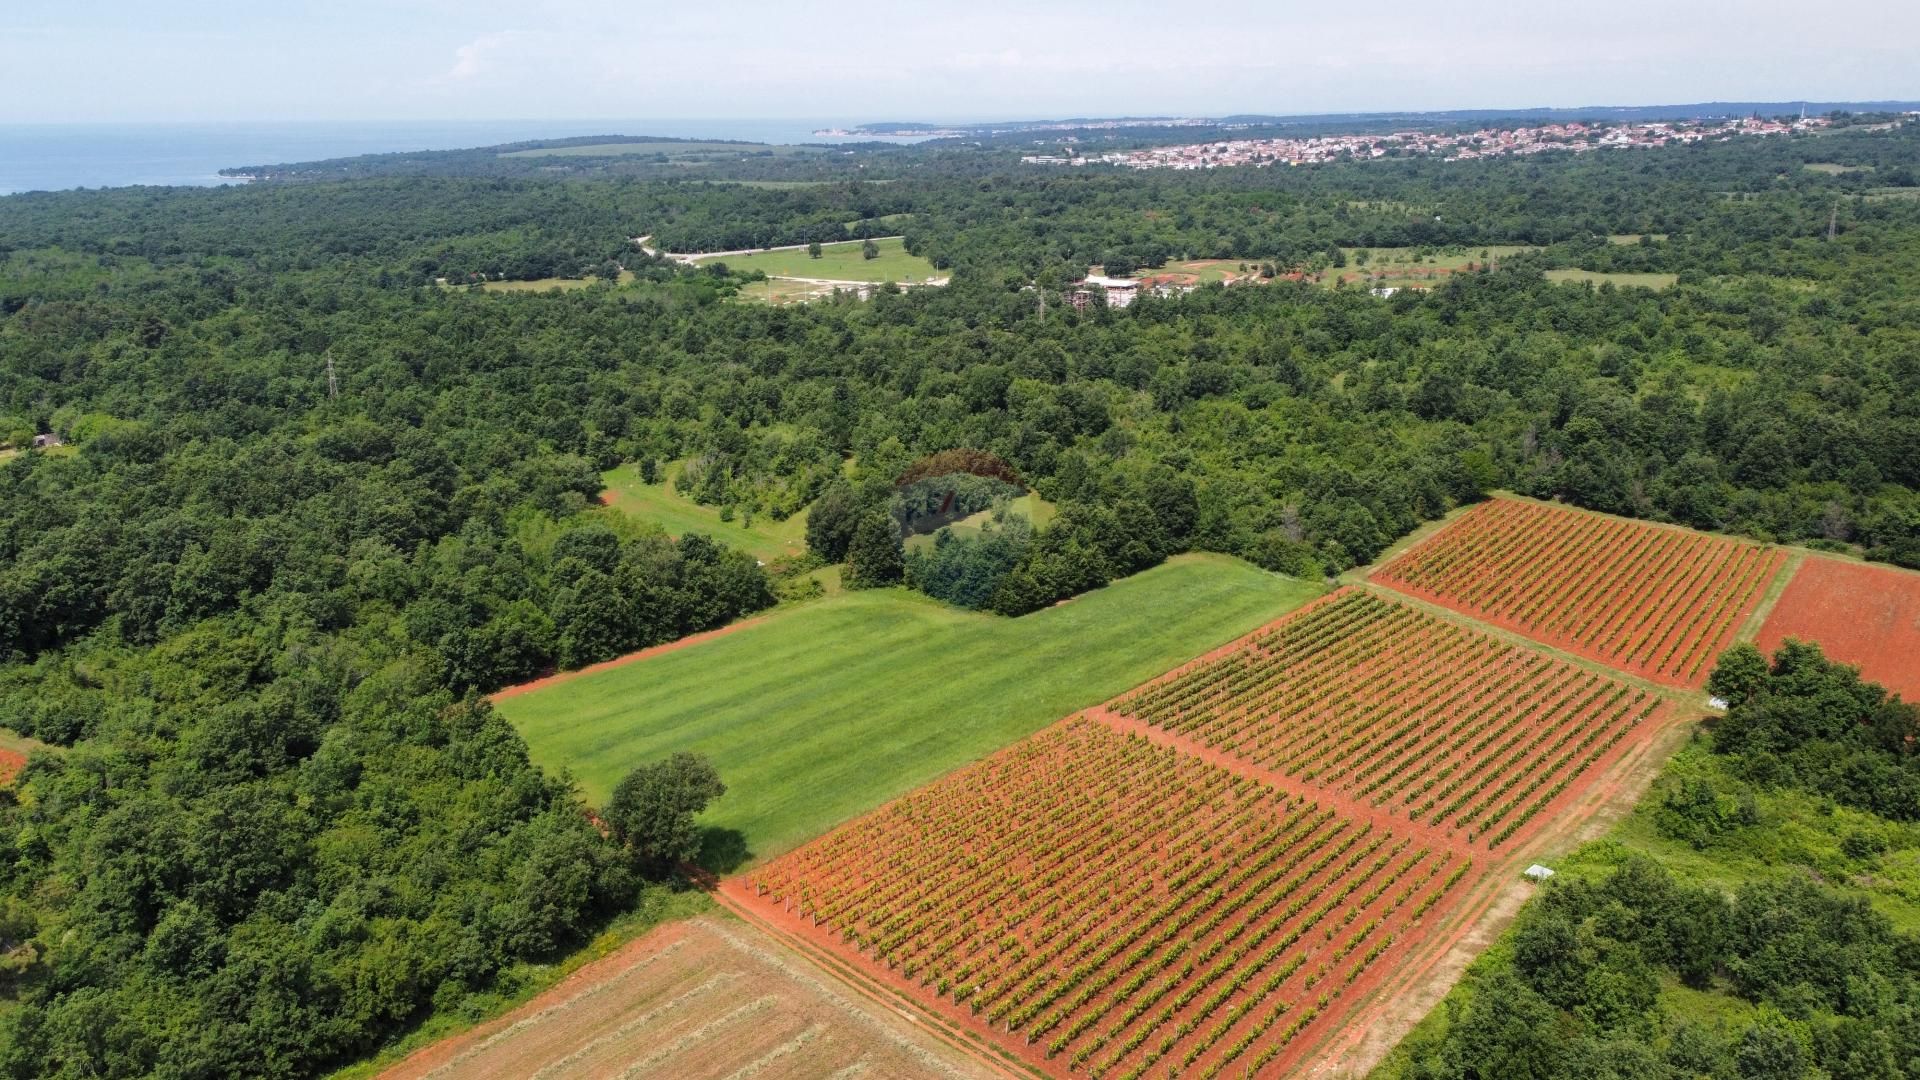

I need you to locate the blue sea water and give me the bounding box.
[0,119,928,196]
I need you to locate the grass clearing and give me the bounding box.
[1803,161,1871,174]
[495,554,1322,865]
[692,237,939,284]
[1544,269,1679,289]
[904,492,1057,553]
[446,271,633,293]
[598,462,808,563]
[1607,233,1669,244]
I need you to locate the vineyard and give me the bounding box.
[732,716,1472,1079]
[1107,589,1666,850]
[1371,497,1786,687]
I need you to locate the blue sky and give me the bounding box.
[4,1,1916,124]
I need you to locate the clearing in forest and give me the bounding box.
[1371,497,1786,688]
[729,715,1473,1080]
[1757,555,1920,700]
[494,554,1321,863]
[689,237,941,283]
[376,914,998,1080]
[597,460,810,564]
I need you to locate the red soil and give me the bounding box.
[0,749,24,786]
[488,616,769,703]
[1372,498,1787,688]
[1757,556,1920,701]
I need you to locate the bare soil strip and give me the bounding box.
[378,915,1002,1080]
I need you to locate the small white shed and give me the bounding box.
[1523,864,1556,882]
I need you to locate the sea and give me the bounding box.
[0,119,935,196]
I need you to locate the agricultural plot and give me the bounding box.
[1106,589,1666,850]
[1371,497,1786,687]
[730,716,1471,1080]
[1757,556,1920,700]
[377,915,995,1080]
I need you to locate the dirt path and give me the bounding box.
[489,617,770,703]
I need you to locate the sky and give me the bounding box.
[4,1,1917,125]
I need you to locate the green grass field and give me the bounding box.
[454,271,634,293]
[692,237,939,283]
[599,462,809,563]
[1544,268,1679,290]
[496,554,1322,865]
[904,492,1057,553]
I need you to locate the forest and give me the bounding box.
[0,119,1917,1076]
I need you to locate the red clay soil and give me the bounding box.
[0,749,24,786]
[1758,556,1920,701]
[488,616,769,703]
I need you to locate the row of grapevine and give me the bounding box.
[1371,497,1785,686]
[1109,589,1664,848]
[740,716,1473,1078]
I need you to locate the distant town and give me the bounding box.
[1022,116,1835,170]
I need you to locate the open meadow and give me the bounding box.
[495,554,1322,863]
[1544,268,1679,289]
[598,461,809,564]
[691,236,941,283]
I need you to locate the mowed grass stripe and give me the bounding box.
[497,554,1321,864]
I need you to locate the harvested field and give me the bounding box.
[1757,556,1920,700]
[1371,497,1786,687]
[378,914,997,1080]
[732,715,1473,1080]
[1106,589,1667,851]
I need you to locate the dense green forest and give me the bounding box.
[0,121,1917,1076]
[1384,644,1920,1080]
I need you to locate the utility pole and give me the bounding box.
[325,352,339,401]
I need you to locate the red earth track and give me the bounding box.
[1757,555,1920,701]
[1371,497,1786,688]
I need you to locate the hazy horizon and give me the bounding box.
[5,1,1915,126]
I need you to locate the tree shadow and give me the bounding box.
[697,827,752,876]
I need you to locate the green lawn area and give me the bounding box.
[599,462,809,563]
[905,492,1057,553]
[1321,245,1534,289]
[692,237,940,283]
[495,553,1322,866]
[454,271,633,293]
[1544,268,1679,290]
[1607,233,1669,244]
